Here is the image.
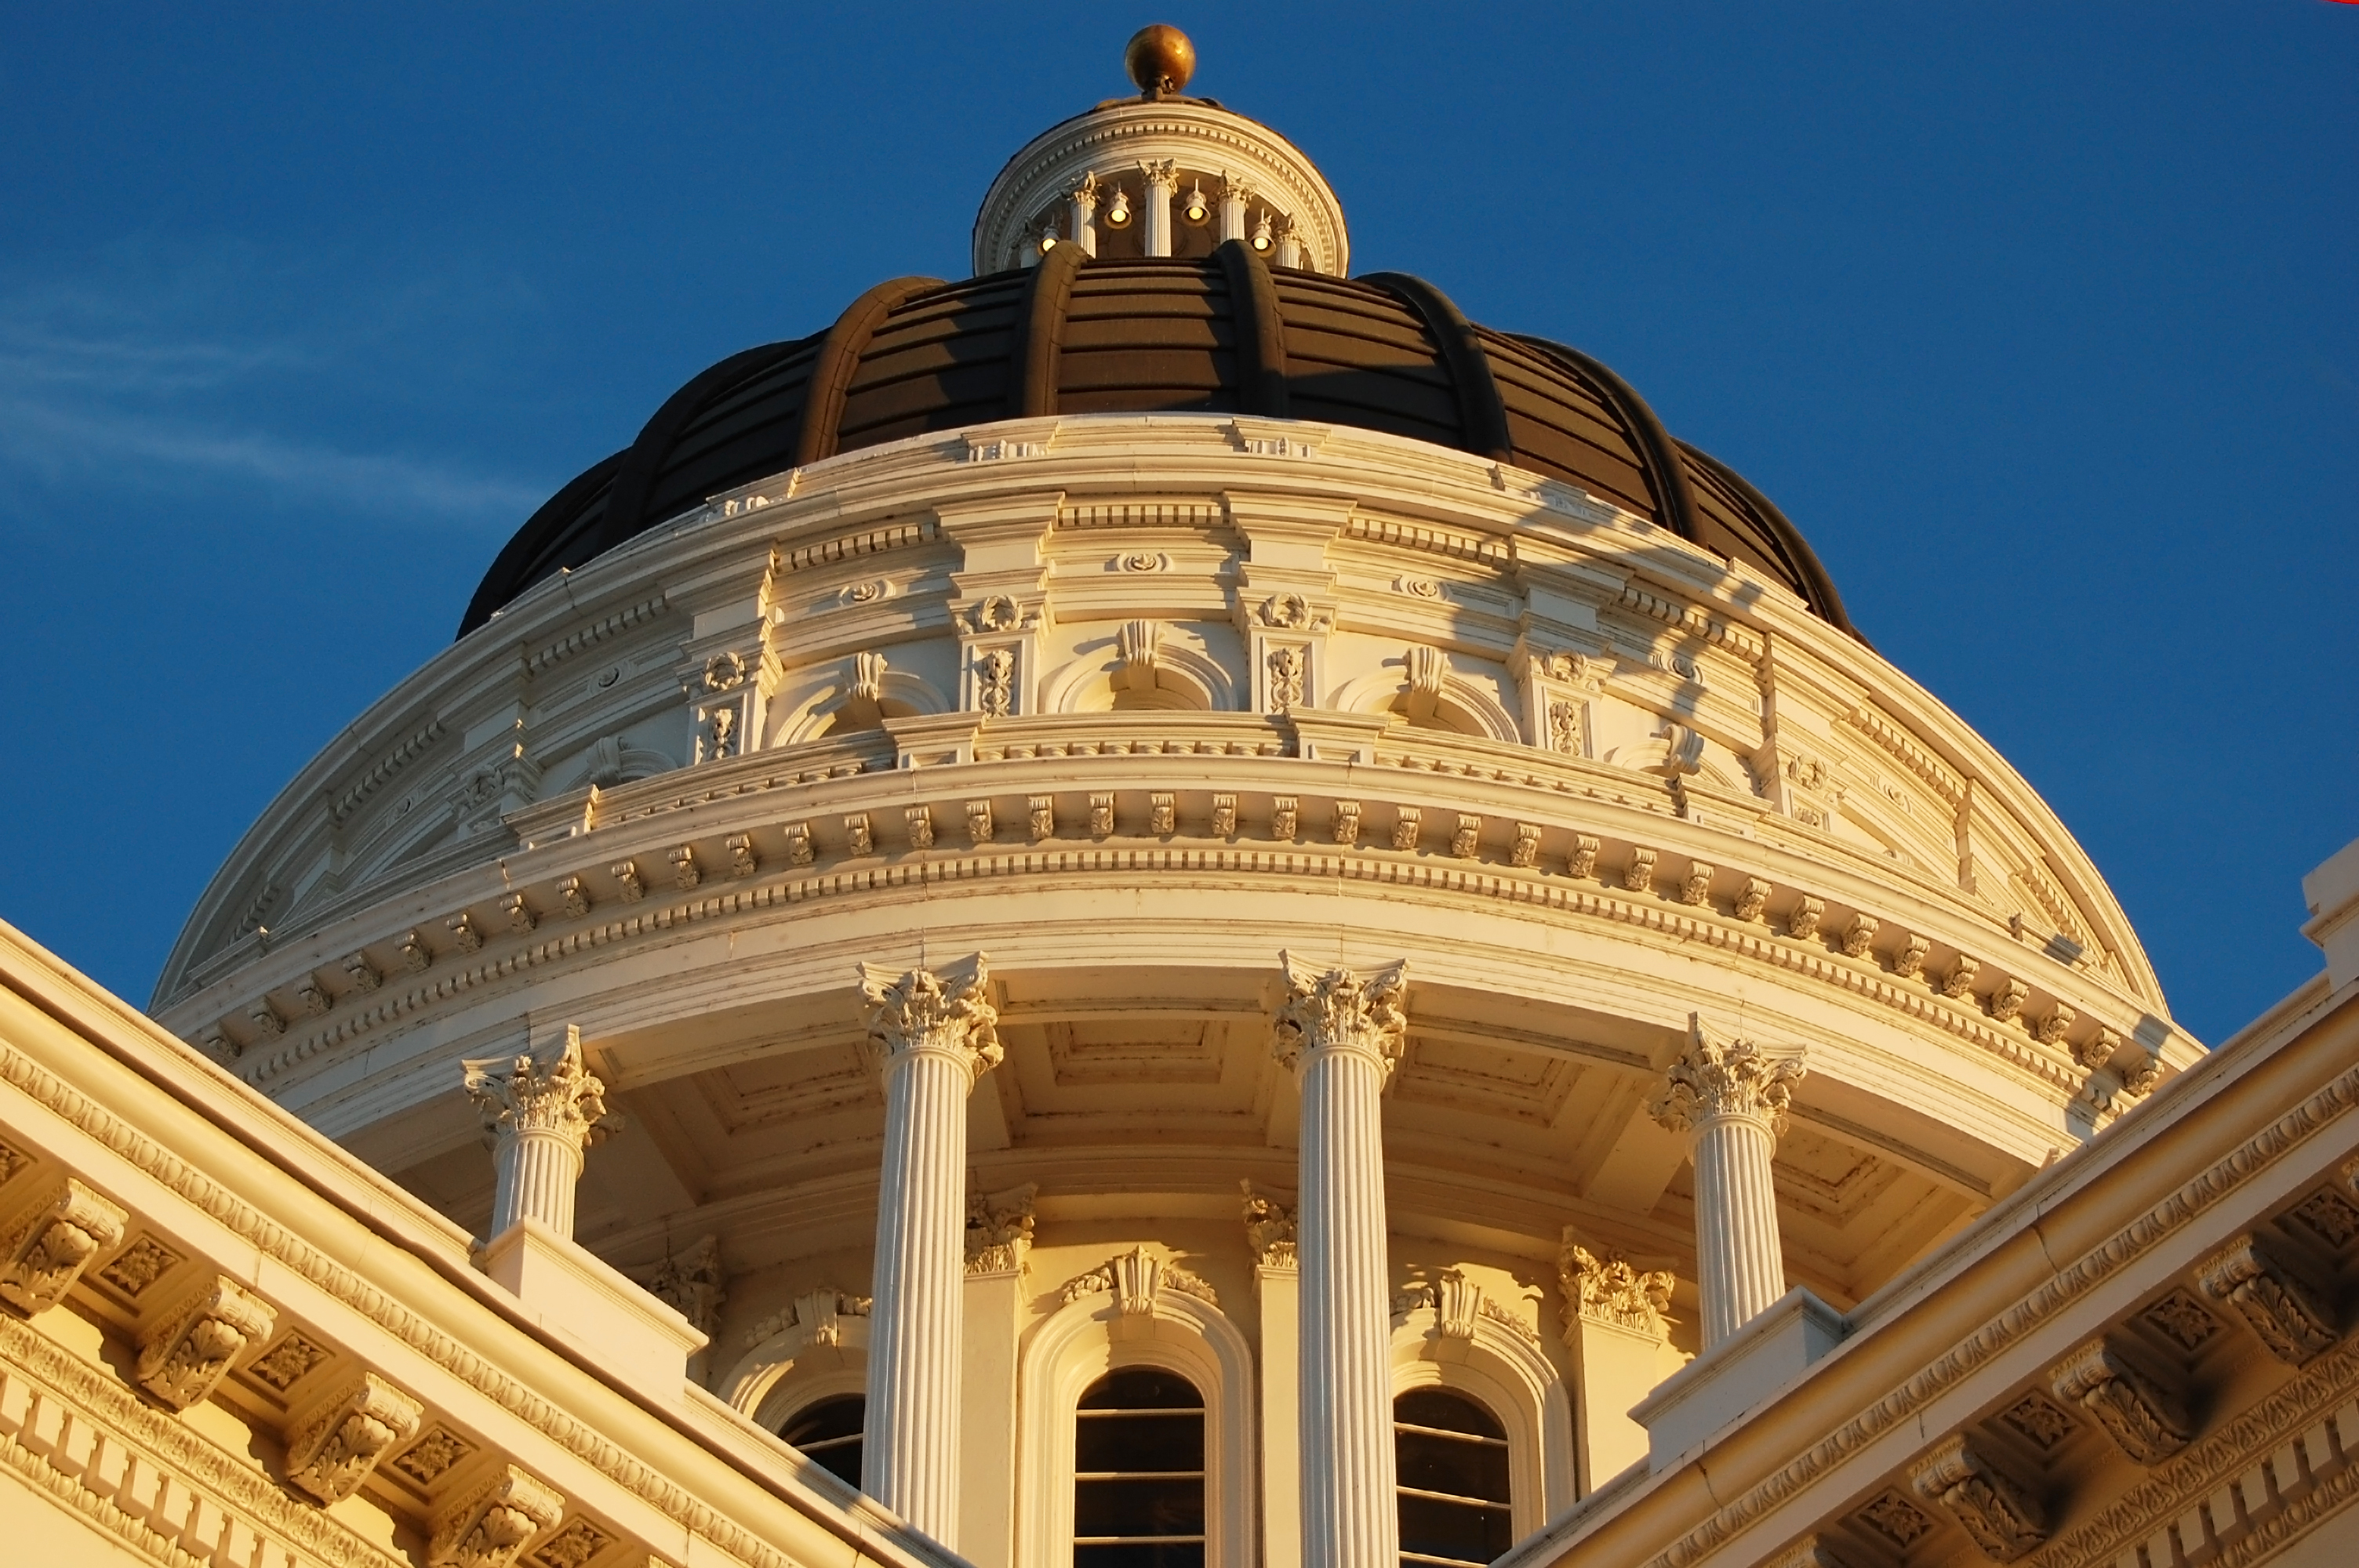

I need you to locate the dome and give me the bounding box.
[460,246,1852,638]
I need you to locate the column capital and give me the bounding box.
[1648,1014,1805,1138]
[1140,158,1180,190]
[858,953,1004,1083]
[1241,1180,1297,1269]
[463,1026,621,1153]
[1558,1231,1674,1344]
[1273,952,1408,1075]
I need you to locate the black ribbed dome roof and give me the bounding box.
[461,242,1852,637]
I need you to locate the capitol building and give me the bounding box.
[3,27,2357,1568]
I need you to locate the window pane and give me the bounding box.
[1398,1493,1513,1563]
[1074,1544,1207,1568]
[1397,1429,1510,1503]
[1080,1368,1205,1410]
[1077,1410,1206,1472]
[1395,1388,1506,1439]
[781,1394,864,1486]
[1075,1477,1208,1537]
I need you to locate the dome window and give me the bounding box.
[1074,1367,1206,1566]
[780,1393,865,1487]
[1394,1388,1511,1566]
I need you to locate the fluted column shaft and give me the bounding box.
[857,956,1001,1548]
[1649,1015,1807,1349]
[1276,953,1408,1568]
[463,1025,618,1241]
[1143,162,1178,257]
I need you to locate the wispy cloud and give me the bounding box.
[0,240,551,526]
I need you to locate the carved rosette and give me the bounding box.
[2048,1337,2191,1465]
[1648,1018,1807,1136]
[1558,1232,1674,1342]
[134,1275,278,1410]
[1272,952,1408,1077]
[285,1372,426,1504]
[856,953,1003,1083]
[427,1465,565,1568]
[1241,1181,1297,1268]
[0,1178,129,1316]
[1907,1432,2048,1562]
[965,1181,1038,1274]
[2196,1233,2339,1366]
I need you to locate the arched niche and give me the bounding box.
[1389,1301,1576,1531]
[772,655,950,745]
[1330,657,1521,743]
[1040,623,1236,714]
[1016,1277,1256,1568]
[718,1292,873,1433]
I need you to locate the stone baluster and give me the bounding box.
[1648,1014,1806,1347]
[857,954,1003,1547]
[1143,160,1179,256]
[463,1025,620,1240]
[1274,952,1408,1568]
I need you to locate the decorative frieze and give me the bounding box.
[1241,1181,1296,1267]
[1907,1432,2047,1562]
[965,1182,1038,1274]
[285,1373,425,1504]
[2049,1336,2191,1464]
[2196,1234,2338,1366]
[135,1275,278,1410]
[427,1465,565,1568]
[1558,1234,1674,1341]
[0,1178,128,1316]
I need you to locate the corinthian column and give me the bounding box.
[1647,1014,1806,1347]
[857,954,1002,1546]
[1274,951,1408,1568]
[463,1025,620,1239]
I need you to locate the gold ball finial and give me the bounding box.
[1125,24,1196,99]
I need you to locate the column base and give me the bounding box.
[1629,1288,1844,1470]
[478,1218,708,1405]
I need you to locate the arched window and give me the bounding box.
[1074,1367,1206,1566]
[780,1393,864,1486]
[1394,1388,1511,1566]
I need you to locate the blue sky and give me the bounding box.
[0,4,2351,1044]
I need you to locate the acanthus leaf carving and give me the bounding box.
[2196,1233,2338,1366]
[2048,1336,2191,1465]
[1558,1232,1674,1341]
[134,1274,278,1410]
[1241,1181,1296,1268]
[427,1464,565,1568]
[1787,896,1825,942]
[0,1178,129,1316]
[1735,877,1772,923]
[1907,1432,2048,1562]
[285,1372,426,1504]
[1059,1244,1217,1312]
[1272,952,1408,1076]
[856,954,1002,1082]
[642,1234,726,1341]
[463,1031,622,1157]
[1333,800,1362,848]
[965,1181,1038,1274]
[1649,1014,1806,1137]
